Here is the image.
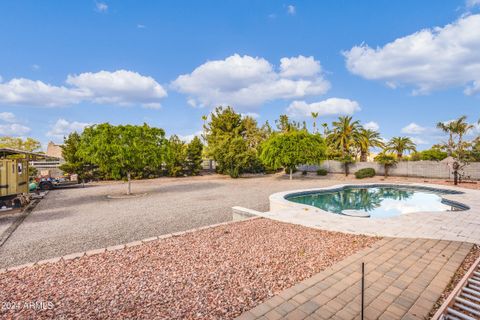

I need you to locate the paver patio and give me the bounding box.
[236,237,472,320]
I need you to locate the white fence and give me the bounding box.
[299,160,480,180]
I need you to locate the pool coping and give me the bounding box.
[240,182,480,244]
[269,182,473,220]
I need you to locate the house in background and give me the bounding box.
[30,142,64,178]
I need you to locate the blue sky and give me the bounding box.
[0,0,479,149]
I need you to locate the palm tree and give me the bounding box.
[311,112,319,134]
[201,115,208,144]
[374,153,398,178]
[385,137,416,159]
[322,123,329,137]
[329,116,361,157]
[437,116,474,185]
[357,128,384,162]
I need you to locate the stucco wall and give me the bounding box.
[299,160,480,180]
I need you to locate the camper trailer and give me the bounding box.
[0,158,29,198]
[0,148,49,206]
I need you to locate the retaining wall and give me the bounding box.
[299,160,480,180]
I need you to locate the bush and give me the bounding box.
[301,170,307,176]
[316,168,328,176]
[355,168,376,179]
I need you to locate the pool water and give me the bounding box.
[285,186,465,218]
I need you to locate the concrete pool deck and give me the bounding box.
[244,183,480,244]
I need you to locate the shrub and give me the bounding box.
[301,170,307,176]
[355,168,376,179]
[316,168,328,176]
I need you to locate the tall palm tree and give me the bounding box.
[311,112,319,134]
[357,128,384,162]
[322,123,329,137]
[385,137,416,159]
[329,116,361,157]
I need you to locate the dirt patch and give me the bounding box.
[0,218,379,319]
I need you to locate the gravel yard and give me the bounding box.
[0,218,378,319]
[0,173,470,268]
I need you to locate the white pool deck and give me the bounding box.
[242,183,480,244]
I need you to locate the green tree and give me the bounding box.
[165,135,187,177]
[186,136,204,175]
[436,116,474,185]
[374,153,398,178]
[385,137,416,159]
[357,128,384,162]
[59,132,94,182]
[80,123,166,195]
[328,116,361,175]
[205,106,264,178]
[410,147,447,161]
[328,116,361,156]
[0,136,41,152]
[260,131,326,180]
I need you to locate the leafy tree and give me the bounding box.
[205,106,265,178]
[0,136,41,152]
[357,128,384,162]
[410,147,447,161]
[260,131,326,180]
[220,136,259,178]
[275,114,302,133]
[59,132,95,182]
[185,136,204,175]
[374,153,398,178]
[80,123,166,195]
[385,137,416,159]
[165,135,187,177]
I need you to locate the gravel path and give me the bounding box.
[0,218,378,319]
[0,173,468,268]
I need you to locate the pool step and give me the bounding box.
[432,257,480,320]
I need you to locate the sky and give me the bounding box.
[1,0,480,149]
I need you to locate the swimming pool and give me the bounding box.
[285,185,467,218]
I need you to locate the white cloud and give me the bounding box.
[137,24,146,29]
[96,2,108,12]
[410,136,428,145]
[401,123,426,134]
[0,112,16,123]
[364,121,379,131]
[287,5,296,15]
[142,103,161,109]
[177,130,203,143]
[31,64,40,71]
[0,78,86,107]
[172,54,330,110]
[241,112,260,119]
[280,56,321,78]
[0,70,167,108]
[66,70,167,106]
[287,98,360,118]
[47,119,91,140]
[344,14,480,95]
[0,123,31,136]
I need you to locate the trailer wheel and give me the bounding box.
[39,181,54,190]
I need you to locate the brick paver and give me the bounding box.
[236,238,472,320]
